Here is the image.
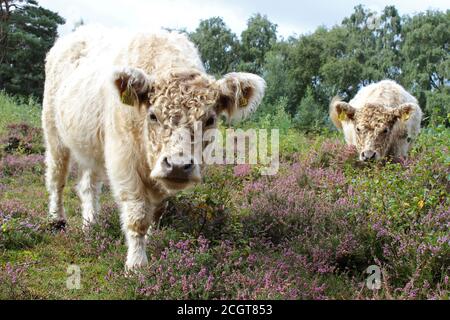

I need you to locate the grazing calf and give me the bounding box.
[42,26,265,270]
[329,80,422,161]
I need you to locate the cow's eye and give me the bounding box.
[149,111,158,122]
[356,127,361,133]
[205,116,216,127]
[382,128,389,134]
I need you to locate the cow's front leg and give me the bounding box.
[120,200,153,271]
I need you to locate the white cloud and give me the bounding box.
[39,0,448,38]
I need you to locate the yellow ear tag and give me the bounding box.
[338,111,347,122]
[239,97,248,108]
[401,113,410,122]
[121,87,135,106]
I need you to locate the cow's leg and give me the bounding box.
[77,169,102,230]
[44,125,71,224]
[152,201,167,226]
[120,200,154,270]
[145,201,167,242]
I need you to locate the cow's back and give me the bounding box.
[350,80,418,110]
[118,32,205,76]
[44,26,205,115]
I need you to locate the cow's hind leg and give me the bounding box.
[44,131,71,225]
[77,169,102,231]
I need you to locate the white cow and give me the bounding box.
[42,26,265,270]
[329,80,422,161]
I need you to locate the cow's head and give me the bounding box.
[331,100,416,161]
[114,67,265,191]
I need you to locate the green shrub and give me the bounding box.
[0,92,41,134]
[294,87,328,132]
[425,88,450,127]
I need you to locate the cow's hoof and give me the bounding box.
[125,256,148,275]
[124,268,142,278]
[81,220,96,233]
[49,219,66,232]
[124,264,147,278]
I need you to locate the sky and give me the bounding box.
[39,0,449,38]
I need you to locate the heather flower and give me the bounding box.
[0,202,44,250]
[135,235,330,300]
[0,154,44,177]
[0,123,44,155]
[83,203,122,256]
[233,164,252,177]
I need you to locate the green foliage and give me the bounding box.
[254,6,448,129]
[0,215,45,250]
[294,86,327,132]
[0,199,47,250]
[373,6,402,80]
[0,4,448,299]
[162,168,238,242]
[189,13,277,76]
[1,3,448,130]
[0,99,449,299]
[253,97,292,134]
[261,46,291,106]
[0,0,65,99]
[0,91,41,134]
[425,88,450,126]
[238,13,277,74]
[189,17,239,76]
[401,10,449,92]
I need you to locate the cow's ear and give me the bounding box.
[113,67,153,107]
[330,97,355,129]
[216,72,266,123]
[393,103,416,122]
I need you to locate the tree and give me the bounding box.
[261,5,449,128]
[373,6,402,81]
[401,10,449,124]
[189,17,239,76]
[261,41,291,107]
[401,10,449,92]
[239,14,277,74]
[285,29,325,114]
[0,0,65,99]
[341,5,382,86]
[294,86,326,132]
[426,88,450,126]
[0,0,20,64]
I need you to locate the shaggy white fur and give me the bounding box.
[330,80,422,159]
[42,25,265,270]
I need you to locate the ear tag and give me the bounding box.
[121,87,135,106]
[239,97,249,108]
[401,113,410,122]
[338,112,347,121]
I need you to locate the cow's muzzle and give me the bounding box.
[151,154,201,190]
[360,150,377,162]
[161,156,195,180]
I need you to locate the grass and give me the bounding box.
[0,92,449,299]
[0,93,41,135]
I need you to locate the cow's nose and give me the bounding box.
[361,150,376,161]
[162,157,195,176]
[181,160,194,173]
